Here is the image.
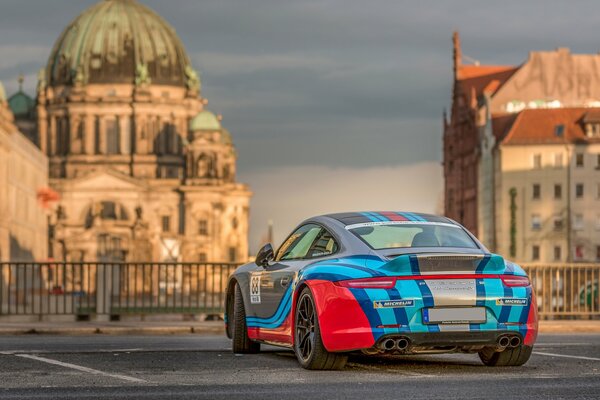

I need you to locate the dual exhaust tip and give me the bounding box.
[497,335,521,349]
[380,337,410,352]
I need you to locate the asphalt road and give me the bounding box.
[0,333,599,399]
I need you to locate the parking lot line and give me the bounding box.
[533,351,600,362]
[15,354,147,383]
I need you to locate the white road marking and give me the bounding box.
[534,351,600,362]
[15,353,147,383]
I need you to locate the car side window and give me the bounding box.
[306,228,338,258]
[276,224,323,261]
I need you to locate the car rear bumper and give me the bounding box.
[307,279,538,353]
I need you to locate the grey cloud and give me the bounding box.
[2,0,600,172]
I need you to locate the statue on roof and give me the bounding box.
[135,62,151,86]
[0,81,6,103]
[71,66,85,87]
[36,69,47,92]
[185,65,201,93]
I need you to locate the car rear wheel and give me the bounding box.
[478,345,532,366]
[232,282,260,354]
[294,287,347,370]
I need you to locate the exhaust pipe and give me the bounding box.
[497,335,510,349]
[509,336,521,348]
[395,337,409,351]
[381,338,396,351]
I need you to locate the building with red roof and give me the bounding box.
[444,33,600,263]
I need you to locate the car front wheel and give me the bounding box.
[294,287,347,370]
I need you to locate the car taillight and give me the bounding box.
[335,277,397,289]
[501,275,530,287]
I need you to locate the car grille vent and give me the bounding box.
[417,255,483,273]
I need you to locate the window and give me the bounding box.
[198,252,207,263]
[276,224,339,261]
[554,153,563,167]
[575,245,584,261]
[555,124,564,137]
[198,220,208,236]
[532,184,541,200]
[162,216,171,232]
[553,215,564,231]
[596,214,600,230]
[349,222,478,250]
[576,183,584,199]
[576,153,584,167]
[597,183,600,199]
[597,154,600,169]
[531,214,542,230]
[306,229,338,258]
[106,118,120,155]
[574,214,584,230]
[533,154,542,169]
[554,184,562,199]
[100,201,117,220]
[532,245,540,261]
[276,224,324,261]
[228,247,237,262]
[554,246,562,261]
[597,246,600,261]
[232,217,239,230]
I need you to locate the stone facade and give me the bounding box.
[11,0,251,263]
[0,82,48,262]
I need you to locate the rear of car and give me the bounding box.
[307,216,538,366]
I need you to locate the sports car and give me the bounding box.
[225,212,538,370]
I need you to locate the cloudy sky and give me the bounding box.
[2,0,599,252]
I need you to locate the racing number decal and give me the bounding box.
[250,273,261,304]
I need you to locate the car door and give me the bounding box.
[257,224,339,321]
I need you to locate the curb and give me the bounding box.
[0,325,225,336]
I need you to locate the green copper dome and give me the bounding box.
[190,110,221,131]
[8,91,35,119]
[46,0,193,87]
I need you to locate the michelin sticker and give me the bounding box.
[373,299,415,308]
[496,298,528,306]
[250,273,261,304]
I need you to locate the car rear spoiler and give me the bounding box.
[372,253,507,275]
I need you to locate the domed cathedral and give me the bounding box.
[36,0,251,263]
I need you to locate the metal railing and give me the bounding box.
[1,262,598,319]
[0,262,238,317]
[523,264,600,319]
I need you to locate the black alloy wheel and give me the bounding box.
[294,287,347,370]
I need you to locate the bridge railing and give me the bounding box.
[522,264,599,319]
[1,262,598,319]
[0,262,238,317]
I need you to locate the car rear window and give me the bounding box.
[347,222,478,250]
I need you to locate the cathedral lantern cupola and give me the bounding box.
[186,110,237,183]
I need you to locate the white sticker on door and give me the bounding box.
[250,273,261,304]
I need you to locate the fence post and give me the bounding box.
[95,263,113,320]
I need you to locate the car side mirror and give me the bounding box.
[256,243,275,268]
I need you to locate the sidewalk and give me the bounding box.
[0,320,225,335]
[0,319,599,335]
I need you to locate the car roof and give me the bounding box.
[321,211,456,227]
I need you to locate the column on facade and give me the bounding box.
[70,115,81,154]
[48,116,57,156]
[84,114,95,155]
[119,114,131,155]
[98,117,106,154]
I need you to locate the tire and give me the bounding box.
[294,287,347,370]
[478,345,533,366]
[232,282,260,354]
